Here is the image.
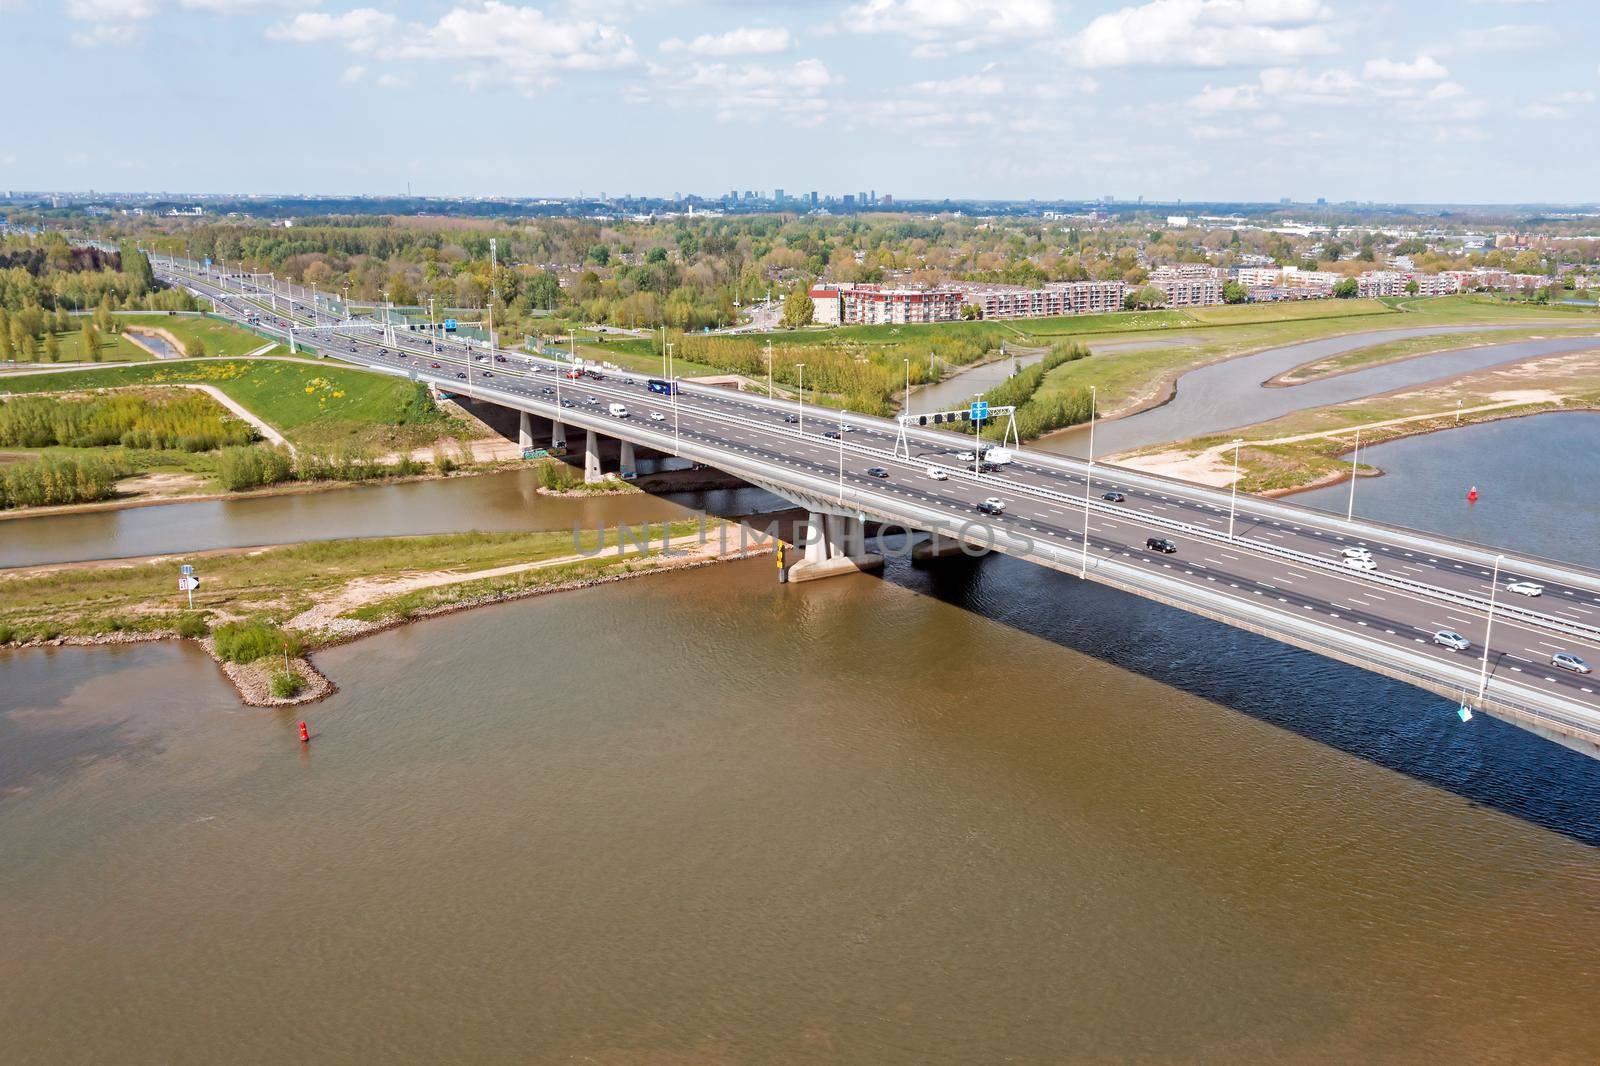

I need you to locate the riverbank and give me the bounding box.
[1265,326,1600,387]
[1114,345,1600,496]
[0,518,770,705]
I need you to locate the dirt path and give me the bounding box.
[172,383,296,455]
[1118,391,1562,487]
[286,530,743,636]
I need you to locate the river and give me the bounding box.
[0,469,782,568]
[1042,327,1600,457]
[3,414,1600,1061]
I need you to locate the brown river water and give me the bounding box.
[3,420,1600,1062]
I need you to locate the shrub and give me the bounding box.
[212,620,303,664]
[175,613,209,638]
[0,452,130,508]
[215,444,294,491]
[269,670,305,699]
[0,624,14,645]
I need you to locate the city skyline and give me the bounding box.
[4,1,1599,203]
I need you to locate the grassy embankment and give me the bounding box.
[3,312,281,365]
[1119,344,1600,495]
[0,359,490,505]
[0,519,726,647]
[1026,295,1599,425]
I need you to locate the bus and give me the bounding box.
[647,379,678,395]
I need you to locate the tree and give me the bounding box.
[781,286,814,329]
[82,322,100,362]
[1332,278,1359,299]
[0,308,10,363]
[44,331,60,363]
[1404,279,1420,296]
[586,244,610,266]
[1123,286,1167,310]
[1222,281,1248,304]
[119,242,155,295]
[186,336,208,358]
[94,294,114,334]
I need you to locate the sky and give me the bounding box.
[3,0,1597,203]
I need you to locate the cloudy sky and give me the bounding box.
[4,0,1596,202]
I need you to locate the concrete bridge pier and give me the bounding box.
[619,440,637,480]
[551,419,567,453]
[788,511,883,583]
[912,532,988,563]
[584,429,604,483]
[518,411,533,451]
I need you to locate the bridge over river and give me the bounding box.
[156,257,1600,761]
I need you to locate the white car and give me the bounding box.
[1433,630,1470,652]
[649,411,666,422]
[926,466,949,481]
[1342,556,1377,572]
[956,451,977,462]
[1506,581,1544,597]
[1341,546,1373,560]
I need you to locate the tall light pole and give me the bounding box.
[1477,553,1504,700]
[1080,385,1097,577]
[837,407,846,503]
[972,393,983,476]
[1228,438,1244,542]
[903,357,910,415]
[1346,425,1361,522]
[672,375,681,455]
[795,363,805,434]
[766,339,774,400]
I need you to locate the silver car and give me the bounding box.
[1433,630,1470,652]
[1552,652,1591,674]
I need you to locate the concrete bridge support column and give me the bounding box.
[518,411,533,452]
[619,440,637,480]
[551,419,567,453]
[912,532,985,562]
[584,429,604,483]
[788,512,884,583]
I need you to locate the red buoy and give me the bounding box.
[1468,486,1478,503]
[298,721,310,743]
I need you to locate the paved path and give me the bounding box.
[175,383,296,456]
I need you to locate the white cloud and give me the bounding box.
[267,8,394,49]
[659,27,792,57]
[1189,82,1262,111]
[1436,23,1552,55]
[181,0,322,11]
[649,57,839,124]
[1553,89,1596,105]
[71,23,146,46]
[339,63,365,83]
[1517,102,1565,119]
[376,72,409,89]
[267,3,636,93]
[841,0,1057,58]
[909,72,1007,95]
[67,0,158,18]
[1061,0,1335,69]
[1362,55,1447,81]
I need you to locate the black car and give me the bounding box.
[866,467,890,479]
[1146,537,1177,554]
[976,498,1006,517]
[455,372,467,380]
[823,430,840,439]
[540,386,555,395]
[560,399,575,408]
[1103,491,1126,503]
[782,414,799,423]
[494,355,506,363]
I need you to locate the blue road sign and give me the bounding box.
[180,564,194,575]
[203,258,212,268]
[444,318,458,332]
[970,401,989,422]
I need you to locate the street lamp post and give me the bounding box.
[1346,425,1361,522]
[1080,385,1097,576]
[1477,553,1504,700]
[837,407,846,503]
[672,375,681,455]
[1228,438,1243,542]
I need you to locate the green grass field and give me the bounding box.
[116,313,281,358]
[0,358,450,448]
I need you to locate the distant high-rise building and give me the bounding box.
[774,188,785,204]
[882,193,893,206]
[870,189,876,203]
[809,191,819,207]
[843,194,856,208]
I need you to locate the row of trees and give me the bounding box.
[0,393,255,451]
[0,452,130,509]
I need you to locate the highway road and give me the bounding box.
[158,258,1600,757]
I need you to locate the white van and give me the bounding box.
[608,403,629,418]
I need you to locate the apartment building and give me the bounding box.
[951,280,1127,319]
[809,283,964,325]
[1147,265,1222,307]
